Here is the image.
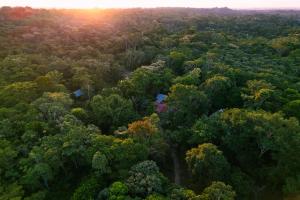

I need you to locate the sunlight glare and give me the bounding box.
[0,0,299,9]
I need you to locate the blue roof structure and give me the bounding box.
[73,89,84,97]
[156,94,167,103]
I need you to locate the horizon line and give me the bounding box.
[1,6,300,10]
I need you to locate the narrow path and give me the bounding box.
[171,146,181,185]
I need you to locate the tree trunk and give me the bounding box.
[42,177,49,189]
[171,146,181,185]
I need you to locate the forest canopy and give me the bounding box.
[0,6,299,200]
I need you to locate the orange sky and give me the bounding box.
[0,0,299,9]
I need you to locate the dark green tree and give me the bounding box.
[90,94,137,132]
[186,143,230,185]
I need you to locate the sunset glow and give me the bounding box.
[1,0,300,9]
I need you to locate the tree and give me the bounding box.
[241,80,275,109]
[35,70,65,93]
[270,36,299,56]
[72,67,93,92]
[173,68,201,86]
[215,109,300,189]
[71,177,100,200]
[127,114,159,140]
[197,181,236,200]
[283,175,300,196]
[126,160,166,197]
[118,62,174,113]
[71,108,89,123]
[1,8,300,200]
[123,49,147,70]
[202,75,233,111]
[92,151,110,176]
[127,114,168,161]
[0,182,24,200]
[186,143,230,185]
[109,139,149,178]
[22,163,53,189]
[23,191,47,200]
[169,51,186,74]
[146,194,168,200]
[60,126,92,168]
[166,84,209,128]
[283,100,300,120]
[229,169,255,200]
[0,82,39,107]
[90,94,137,132]
[20,136,62,189]
[32,92,73,122]
[183,58,203,73]
[169,188,196,200]
[22,120,50,149]
[0,139,18,180]
[0,54,41,83]
[108,182,130,200]
[189,114,222,145]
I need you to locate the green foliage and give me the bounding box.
[169,51,186,74]
[169,188,196,200]
[71,177,100,200]
[283,175,300,195]
[145,194,168,200]
[0,182,24,200]
[183,59,203,73]
[109,138,149,178]
[202,75,233,111]
[201,109,300,190]
[91,94,137,131]
[92,151,110,175]
[23,191,47,200]
[32,92,73,121]
[0,7,299,200]
[283,100,300,120]
[35,70,65,93]
[71,108,89,122]
[0,82,39,107]
[167,84,209,128]
[110,182,128,195]
[0,139,18,179]
[22,163,53,189]
[189,115,221,145]
[270,36,299,56]
[196,181,236,200]
[229,169,255,200]
[0,55,42,84]
[118,62,174,113]
[108,182,129,200]
[241,80,275,109]
[186,143,230,185]
[127,114,168,161]
[126,160,166,197]
[173,68,201,86]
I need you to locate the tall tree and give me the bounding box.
[90,94,137,132]
[186,143,230,185]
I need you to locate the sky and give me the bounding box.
[0,0,299,9]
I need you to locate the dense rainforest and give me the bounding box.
[0,6,300,200]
